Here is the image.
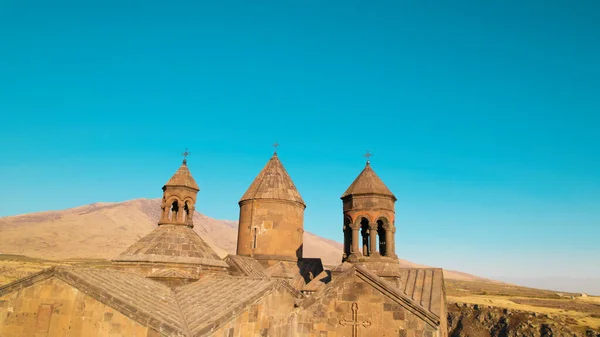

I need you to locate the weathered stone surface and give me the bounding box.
[113,224,228,268]
[237,153,307,266]
[0,276,161,337]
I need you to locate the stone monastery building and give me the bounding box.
[0,152,448,337]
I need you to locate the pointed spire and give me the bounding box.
[341,161,395,200]
[240,153,304,205]
[163,150,198,190]
[164,161,199,190]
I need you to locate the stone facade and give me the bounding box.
[209,287,297,337]
[0,155,447,337]
[0,277,160,337]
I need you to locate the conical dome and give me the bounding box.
[341,162,395,200]
[164,160,199,191]
[240,153,304,205]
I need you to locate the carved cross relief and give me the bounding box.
[339,302,371,337]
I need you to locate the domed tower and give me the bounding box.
[158,156,199,227]
[236,151,306,267]
[113,155,228,280]
[341,157,398,263]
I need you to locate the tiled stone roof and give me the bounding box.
[0,266,303,337]
[0,267,188,336]
[341,162,395,199]
[56,267,187,336]
[175,276,288,336]
[395,268,445,317]
[113,225,228,268]
[165,161,199,190]
[148,268,198,279]
[265,261,300,279]
[224,255,268,278]
[239,153,304,205]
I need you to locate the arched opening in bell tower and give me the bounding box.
[183,202,190,223]
[377,219,387,256]
[169,200,179,222]
[360,218,370,256]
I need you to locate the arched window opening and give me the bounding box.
[183,202,190,223]
[343,217,352,258]
[360,218,370,256]
[169,201,179,222]
[377,219,387,256]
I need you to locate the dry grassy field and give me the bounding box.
[446,279,600,331]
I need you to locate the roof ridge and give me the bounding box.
[172,285,193,337]
[177,278,281,336]
[0,266,56,297]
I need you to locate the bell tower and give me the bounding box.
[113,152,229,278]
[341,154,397,263]
[236,150,306,267]
[158,152,199,227]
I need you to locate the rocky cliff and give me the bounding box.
[448,302,600,337]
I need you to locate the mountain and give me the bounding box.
[0,199,483,280]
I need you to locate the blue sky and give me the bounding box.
[1,0,599,284]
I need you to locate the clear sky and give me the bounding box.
[1,0,599,286]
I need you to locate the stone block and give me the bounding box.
[393,311,405,320]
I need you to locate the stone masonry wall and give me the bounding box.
[295,276,440,337]
[0,278,158,337]
[209,287,297,337]
[237,199,305,264]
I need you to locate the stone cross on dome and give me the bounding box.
[181,148,191,164]
[363,150,373,164]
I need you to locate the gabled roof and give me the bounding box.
[240,153,305,205]
[332,262,444,316]
[341,162,396,200]
[165,161,199,191]
[0,267,304,337]
[299,264,443,327]
[224,255,269,278]
[264,259,325,290]
[354,265,443,324]
[0,267,187,336]
[113,224,228,268]
[175,275,302,336]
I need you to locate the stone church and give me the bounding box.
[0,152,448,337]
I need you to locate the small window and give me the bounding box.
[252,227,258,249]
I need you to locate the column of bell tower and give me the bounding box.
[341,160,398,263]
